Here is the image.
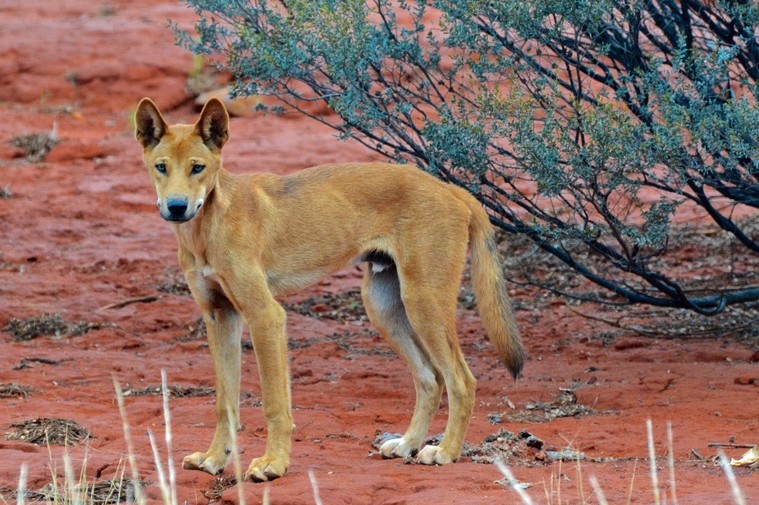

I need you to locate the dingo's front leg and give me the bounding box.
[233,273,293,482]
[182,273,244,475]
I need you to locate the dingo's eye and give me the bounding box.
[191,163,206,175]
[155,163,167,174]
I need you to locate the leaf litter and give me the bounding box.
[1,478,149,504]
[3,313,102,342]
[0,383,34,398]
[372,428,587,467]
[282,289,367,322]
[731,446,759,469]
[11,129,58,162]
[5,418,92,446]
[497,388,613,423]
[121,385,215,397]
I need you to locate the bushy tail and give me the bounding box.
[467,199,524,379]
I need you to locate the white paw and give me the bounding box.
[417,445,455,465]
[379,436,419,459]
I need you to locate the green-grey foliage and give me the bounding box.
[177,0,759,314]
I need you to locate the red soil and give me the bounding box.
[1,2,757,504]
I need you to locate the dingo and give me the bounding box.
[134,97,523,482]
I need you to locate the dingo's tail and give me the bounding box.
[467,199,524,379]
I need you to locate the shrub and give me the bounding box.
[177,0,759,314]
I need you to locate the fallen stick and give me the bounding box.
[707,443,757,449]
[99,295,159,311]
[564,305,660,337]
[690,449,706,461]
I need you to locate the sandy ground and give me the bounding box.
[1,2,758,504]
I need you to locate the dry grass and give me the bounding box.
[464,428,588,466]
[3,314,102,342]
[12,479,145,504]
[8,378,751,505]
[5,418,92,446]
[202,475,238,502]
[0,383,34,399]
[11,130,58,162]
[494,419,748,505]
[497,388,611,424]
[4,451,148,505]
[121,385,215,398]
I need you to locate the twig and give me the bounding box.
[13,357,63,370]
[566,304,759,340]
[99,296,159,311]
[565,305,660,337]
[708,443,757,449]
[690,449,706,461]
[626,459,638,505]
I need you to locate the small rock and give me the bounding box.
[546,449,585,461]
[372,431,403,450]
[524,435,544,450]
[483,428,513,443]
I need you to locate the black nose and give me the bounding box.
[167,198,188,218]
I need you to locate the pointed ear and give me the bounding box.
[135,98,168,149]
[195,98,229,151]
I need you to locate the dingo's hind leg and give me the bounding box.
[399,253,476,465]
[362,263,443,459]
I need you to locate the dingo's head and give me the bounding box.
[134,98,229,223]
